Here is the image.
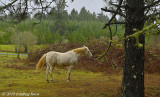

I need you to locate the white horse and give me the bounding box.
[35,46,92,83]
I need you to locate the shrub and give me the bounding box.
[26,38,160,74]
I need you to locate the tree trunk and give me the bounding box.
[17,49,20,59]
[24,45,28,53]
[17,46,21,59]
[121,0,145,97]
[15,45,18,53]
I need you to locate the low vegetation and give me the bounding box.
[0,54,160,97]
[26,38,160,74]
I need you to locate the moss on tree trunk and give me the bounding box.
[121,0,145,97]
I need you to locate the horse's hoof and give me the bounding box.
[51,80,56,83]
[57,72,61,75]
[67,80,71,82]
[46,80,49,83]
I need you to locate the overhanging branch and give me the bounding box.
[111,3,126,8]
[103,22,125,29]
[0,0,18,11]
[101,0,124,29]
[145,11,160,21]
[98,25,113,59]
[101,8,126,18]
[100,0,124,59]
[144,0,160,9]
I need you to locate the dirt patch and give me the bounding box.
[4,64,34,70]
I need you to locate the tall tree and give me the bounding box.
[48,0,68,43]
[11,31,36,57]
[91,12,97,21]
[102,0,160,97]
[97,12,108,22]
[79,7,92,21]
[69,8,78,20]
[122,1,145,97]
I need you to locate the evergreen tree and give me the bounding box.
[49,1,67,42]
[78,7,90,21]
[69,8,78,20]
[91,12,97,21]
[97,12,107,22]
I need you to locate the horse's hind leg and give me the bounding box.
[46,64,50,83]
[49,66,55,83]
[67,65,74,82]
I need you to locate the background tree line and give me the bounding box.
[0,6,123,46]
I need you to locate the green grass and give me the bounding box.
[0,45,46,53]
[0,51,28,59]
[0,45,15,52]
[0,56,160,97]
[0,68,122,97]
[0,56,122,97]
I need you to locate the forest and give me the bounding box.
[0,7,122,45]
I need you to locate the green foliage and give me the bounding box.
[53,32,61,43]
[97,12,109,22]
[0,6,125,45]
[0,19,125,45]
[69,9,78,20]
[0,22,15,44]
[126,20,160,48]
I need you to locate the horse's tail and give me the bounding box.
[35,54,47,72]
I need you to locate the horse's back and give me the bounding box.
[46,51,77,66]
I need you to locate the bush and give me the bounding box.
[26,38,160,74]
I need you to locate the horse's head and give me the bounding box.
[83,45,92,57]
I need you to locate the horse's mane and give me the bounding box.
[72,47,86,55]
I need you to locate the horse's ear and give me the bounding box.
[83,45,87,50]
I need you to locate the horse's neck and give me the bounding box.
[72,48,85,56]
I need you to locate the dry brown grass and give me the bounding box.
[26,38,160,74]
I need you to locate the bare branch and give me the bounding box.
[111,3,126,8]
[144,0,160,9]
[144,7,150,16]
[145,11,160,20]
[101,8,126,18]
[98,26,113,59]
[103,22,125,29]
[0,0,18,11]
[102,0,124,29]
[99,0,125,59]
[0,0,55,22]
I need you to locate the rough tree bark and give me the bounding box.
[121,0,145,97]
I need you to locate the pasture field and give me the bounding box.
[0,45,46,53]
[0,45,15,52]
[0,55,160,97]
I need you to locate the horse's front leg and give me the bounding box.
[67,65,74,82]
[50,66,55,83]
